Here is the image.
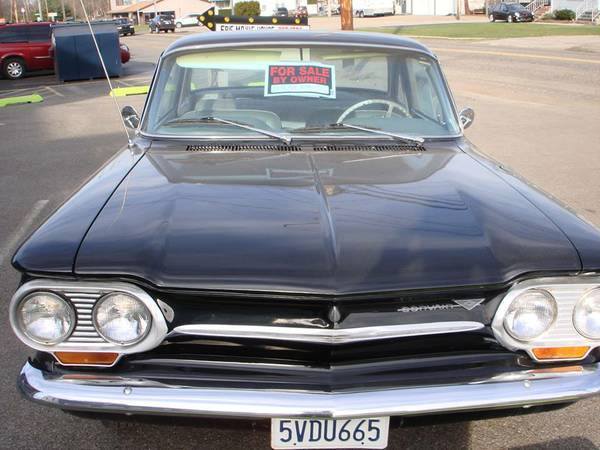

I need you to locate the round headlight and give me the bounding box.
[18,292,75,344]
[93,293,151,345]
[574,288,600,339]
[503,289,557,341]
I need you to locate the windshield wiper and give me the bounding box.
[293,123,424,145]
[163,116,293,145]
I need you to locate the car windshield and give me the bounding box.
[143,46,461,139]
[508,4,527,10]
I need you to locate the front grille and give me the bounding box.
[63,291,104,343]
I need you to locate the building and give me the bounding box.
[109,0,213,23]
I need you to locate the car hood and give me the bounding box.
[74,143,581,294]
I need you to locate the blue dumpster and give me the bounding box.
[52,22,122,82]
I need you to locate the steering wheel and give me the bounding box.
[337,99,409,123]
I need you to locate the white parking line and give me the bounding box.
[44,86,65,97]
[0,87,35,98]
[0,199,49,267]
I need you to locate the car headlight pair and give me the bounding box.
[17,292,151,345]
[503,288,600,341]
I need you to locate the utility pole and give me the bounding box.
[455,0,461,19]
[340,0,353,29]
[44,0,49,19]
[37,0,43,20]
[23,0,31,21]
[72,0,76,19]
[60,0,66,20]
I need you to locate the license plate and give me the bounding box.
[271,417,389,449]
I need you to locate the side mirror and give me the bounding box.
[459,107,475,130]
[122,106,140,129]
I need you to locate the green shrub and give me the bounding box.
[540,12,554,20]
[553,9,575,20]
[218,8,232,16]
[234,1,260,16]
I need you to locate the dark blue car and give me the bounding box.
[9,31,600,449]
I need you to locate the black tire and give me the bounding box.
[3,57,26,80]
[176,22,182,28]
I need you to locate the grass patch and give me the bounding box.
[134,24,150,33]
[363,23,600,39]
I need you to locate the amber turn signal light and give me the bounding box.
[54,352,119,366]
[532,346,590,360]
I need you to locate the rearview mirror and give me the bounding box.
[122,106,140,129]
[459,108,475,130]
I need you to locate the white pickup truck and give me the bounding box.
[353,0,396,17]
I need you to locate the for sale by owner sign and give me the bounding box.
[265,63,336,99]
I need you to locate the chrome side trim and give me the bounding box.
[19,362,600,419]
[169,321,484,344]
[9,280,168,355]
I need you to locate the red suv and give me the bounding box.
[0,22,53,80]
[0,21,131,80]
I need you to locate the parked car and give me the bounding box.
[119,42,131,63]
[10,31,600,449]
[489,2,534,22]
[115,17,135,36]
[0,22,53,79]
[295,5,308,17]
[0,22,130,80]
[274,7,289,16]
[149,14,176,32]
[175,13,201,28]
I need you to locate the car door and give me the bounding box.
[498,4,509,20]
[0,26,28,64]
[491,5,500,19]
[25,25,53,70]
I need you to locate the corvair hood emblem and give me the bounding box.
[452,298,485,311]
[397,299,484,313]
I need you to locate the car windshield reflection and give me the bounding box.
[142,46,461,139]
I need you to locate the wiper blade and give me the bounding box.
[163,116,293,145]
[293,123,424,145]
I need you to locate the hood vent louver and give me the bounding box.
[186,144,302,152]
[185,143,425,152]
[313,143,425,152]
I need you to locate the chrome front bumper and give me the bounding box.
[19,362,600,418]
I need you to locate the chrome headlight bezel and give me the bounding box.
[492,276,600,362]
[10,280,168,356]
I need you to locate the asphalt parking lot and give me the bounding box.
[1,28,600,449]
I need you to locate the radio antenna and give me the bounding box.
[78,0,133,146]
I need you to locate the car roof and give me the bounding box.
[1,22,52,27]
[164,31,435,57]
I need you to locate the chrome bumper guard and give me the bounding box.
[19,362,600,418]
